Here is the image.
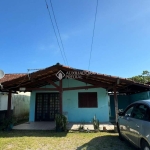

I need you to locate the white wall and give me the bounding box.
[0,92,30,117]
[12,92,30,117]
[0,93,13,110]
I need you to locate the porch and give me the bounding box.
[13,121,115,131]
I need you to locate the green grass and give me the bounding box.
[0,130,136,150]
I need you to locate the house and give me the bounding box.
[0,74,30,119]
[1,63,150,123]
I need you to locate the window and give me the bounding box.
[132,104,149,120]
[125,106,134,117]
[78,92,97,108]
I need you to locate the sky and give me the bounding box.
[0,0,150,78]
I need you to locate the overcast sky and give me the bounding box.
[0,0,150,78]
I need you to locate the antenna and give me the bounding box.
[0,70,5,79]
[27,68,43,80]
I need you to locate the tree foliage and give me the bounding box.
[128,70,150,84]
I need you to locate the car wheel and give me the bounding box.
[117,123,124,141]
[141,140,150,150]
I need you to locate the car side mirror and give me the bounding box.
[118,112,124,116]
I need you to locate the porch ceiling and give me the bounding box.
[0,63,150,95]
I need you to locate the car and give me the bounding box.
[117,100,150,150]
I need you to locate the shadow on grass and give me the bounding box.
[0,130,67,137]
[76,135,137,150]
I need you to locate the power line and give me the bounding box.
[88,0,99,70]
[44,0,67,65]
[49,0,69,66]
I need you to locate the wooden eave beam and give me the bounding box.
[107,78,121,91]
[119,89,149,93]
[89,74,121,82]
[3,71,58,88]
[17,74,57,86]
[14,85,104,92]
[76,78,112,87]
[25,88,59,91]
[11,77,58,89]
[63,85,104,91]
[46,79,60,90]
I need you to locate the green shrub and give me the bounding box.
[55,114,67,132]
[0,116,16,131]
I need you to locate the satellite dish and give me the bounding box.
[0,70,5,79]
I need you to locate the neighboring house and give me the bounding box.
[0,74,30,119]
[1,64,150,123]
[0,92,13,119]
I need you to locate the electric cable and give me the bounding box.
[45,0,67,65]
[49,0,69,66]
[88,0,99,70]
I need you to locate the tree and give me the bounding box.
[129,70,150,84]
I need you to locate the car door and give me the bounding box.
[126,104,149,146]
[118,104,135,139]
[141,108,150,147]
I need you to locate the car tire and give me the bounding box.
[141,139,150,150]
[117,123,124,141]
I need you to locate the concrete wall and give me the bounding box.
[129,91,150,103]
[63,79,109,122]
[29,79,109,122]
[110,95,130,118]
[0,92,30,118]
[0,93,13,110]
[12,92,30,117]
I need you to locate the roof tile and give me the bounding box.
[0,74,26,83]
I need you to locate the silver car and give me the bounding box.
[117,100,150,150]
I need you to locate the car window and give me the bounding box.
[145,108,150,121]
[124,106,134,117]
[132,104,149,120]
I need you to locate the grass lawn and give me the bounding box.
[0,130,136,150]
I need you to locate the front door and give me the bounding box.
[35,93,60,121]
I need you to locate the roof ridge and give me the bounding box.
[5,73,27,75]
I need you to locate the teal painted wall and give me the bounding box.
[29,91,36,121]
[110,95,130,118]
[29,79,109,122]
[110,91,150,119]
[63,80,109,122]
[129,91,150,103]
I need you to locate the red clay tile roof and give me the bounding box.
[1,63,150,94]
[0,74,27,83]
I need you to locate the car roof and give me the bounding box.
[132,100,150,107]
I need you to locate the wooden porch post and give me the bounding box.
[59,80,63,114]
[114,86,118,123]
[7,90,12,117]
